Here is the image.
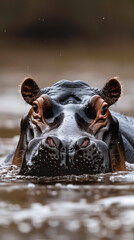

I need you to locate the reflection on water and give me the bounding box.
[0,137,134,240]
[0,182,134,240]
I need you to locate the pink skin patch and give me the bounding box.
[47,137,56,148]
[81,138,89,148]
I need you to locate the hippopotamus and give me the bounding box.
[9,77,134,176]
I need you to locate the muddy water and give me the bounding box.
[0,42,134,240]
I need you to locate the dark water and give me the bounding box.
[0,43,134,240]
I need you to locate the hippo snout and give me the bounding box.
[20,136,109,176]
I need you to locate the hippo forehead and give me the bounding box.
[40,80,100,104]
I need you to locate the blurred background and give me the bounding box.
[0,0,134,136]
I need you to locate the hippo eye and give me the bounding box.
[101,105,108,115]
[33,103,38,113]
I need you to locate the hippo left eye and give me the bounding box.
[33,103,38,113]
[101,105,108,115]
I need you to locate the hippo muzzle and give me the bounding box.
[20,135,110,176]
[12,77,126,176]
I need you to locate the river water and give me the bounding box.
[0,42,134,240]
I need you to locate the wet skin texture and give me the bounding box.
[10,78,134,176]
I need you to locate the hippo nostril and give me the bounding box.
[46,137,56,148]
[75,137,90,150]
[46,136,62,149]
[81,138,90,148]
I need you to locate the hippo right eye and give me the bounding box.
[33,103,38,113]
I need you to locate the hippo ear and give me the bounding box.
[101,77,121,106]
[21,78,40,105]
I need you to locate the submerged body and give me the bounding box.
[8,78,134,176]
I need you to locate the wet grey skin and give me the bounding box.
[10,78,134,176]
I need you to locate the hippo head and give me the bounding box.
[12,78,126,176]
